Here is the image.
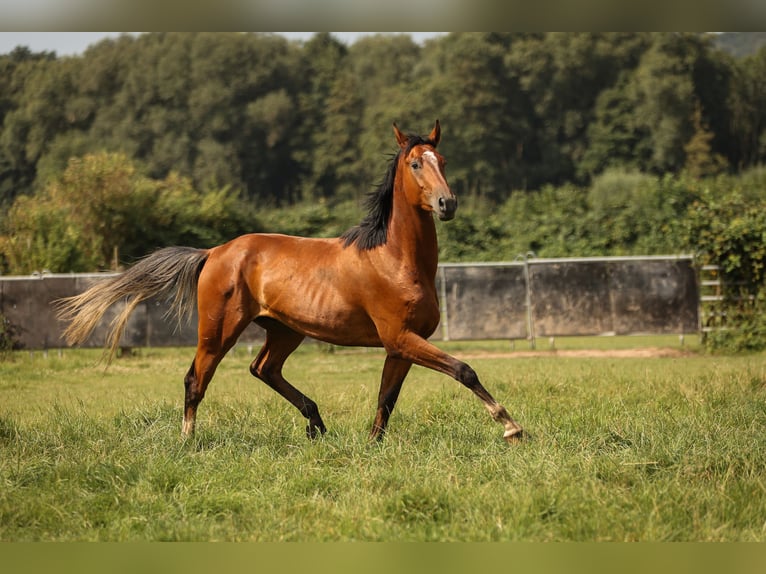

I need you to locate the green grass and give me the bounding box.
[1,339,765,541]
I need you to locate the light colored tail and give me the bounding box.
[55,246,209,358]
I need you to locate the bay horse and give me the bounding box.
[56,121,524,443]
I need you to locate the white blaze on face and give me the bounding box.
[422,150,439,169]
[421,150,446,184]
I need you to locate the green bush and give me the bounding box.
[683,181,766,352]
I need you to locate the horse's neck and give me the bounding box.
[387,183,440,282]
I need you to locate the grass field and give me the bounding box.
[1,336,765,541]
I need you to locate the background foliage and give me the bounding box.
[0,32,764,350]
[2,32,765,210]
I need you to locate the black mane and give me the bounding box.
[341,134,435,250]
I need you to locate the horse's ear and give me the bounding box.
[428,119,441,147]
[393,123,408,149]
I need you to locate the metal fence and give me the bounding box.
[0,255,699,350]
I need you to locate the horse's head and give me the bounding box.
[393,120,457,221]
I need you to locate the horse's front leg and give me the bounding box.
[369,356,412,441]
[386,332,524,443]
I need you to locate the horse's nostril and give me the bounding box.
[439,197,456,212]
[436,196,457,220]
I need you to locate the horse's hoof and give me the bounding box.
[503,427,525,444]
[306,423,327,439]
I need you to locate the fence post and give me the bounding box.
[517,252,536,349]
[438,265,450,341]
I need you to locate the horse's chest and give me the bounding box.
[402,281,440,336]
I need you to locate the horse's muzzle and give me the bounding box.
[437,196,457,221]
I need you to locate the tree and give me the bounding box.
[413,33,528,200]
[0,152,256,274]
[683,102,728,179]
[294,33,369,202]
[0,51,70,203]
[580,72,648,177]
[582,33,731,179]
[728,46,766,169]
[629,34,704,173]
[346,34,423,191]
[507,33,651,187]
[305,70,365,201]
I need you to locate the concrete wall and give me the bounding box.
[524,257,699,338]
[439,264,528,340]
[0,256,698,350]
[0,273,264,349]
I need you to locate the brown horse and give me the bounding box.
[56,121,524,443]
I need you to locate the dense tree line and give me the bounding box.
[2,32,766,209]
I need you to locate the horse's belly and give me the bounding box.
[258,283,383,347]
[262,306,383,347]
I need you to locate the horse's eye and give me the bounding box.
[411,161,420,169]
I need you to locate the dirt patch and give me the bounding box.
[454,347,693,360]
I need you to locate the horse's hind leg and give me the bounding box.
[183,346,233,436]
[183,355,218,437]
[250,322,326,439]
[182,304,251,437]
